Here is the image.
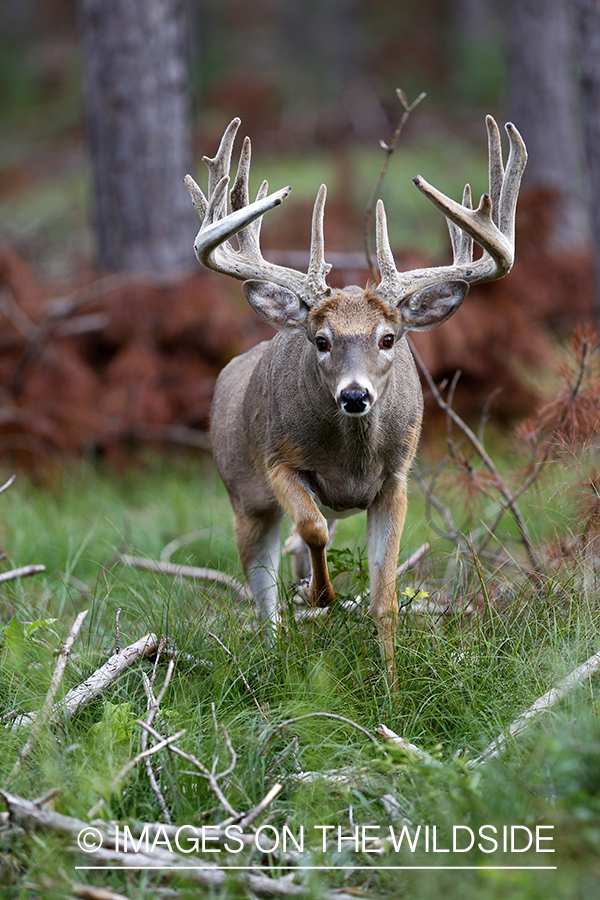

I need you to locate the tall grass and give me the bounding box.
[0,443,599,898]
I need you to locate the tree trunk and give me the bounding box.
[574,0,600,329]
[506,0,587,251]
[79,0,196,274]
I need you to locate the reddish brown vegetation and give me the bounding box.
[0,187,593,467]
[0,247,273,465]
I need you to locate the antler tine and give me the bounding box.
[498,122,528,246]
[447,183,473,265]
[307,184,332,297]
[230,136,260,255]
[486,115,504,227]
[187,118,333,303]
[373,116,527,305]
[375,198,399,285]
[202,118,241,216]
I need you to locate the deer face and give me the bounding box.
[306,288,400,416]
[243,279,470,416]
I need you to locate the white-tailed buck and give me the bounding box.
[185,116,527,683]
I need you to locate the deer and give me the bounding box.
[184,115,527,685]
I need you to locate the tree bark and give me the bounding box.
[574,0,600,329]
[79,0,196,274]
[506,0,587,251]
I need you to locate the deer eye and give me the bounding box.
[379,333,395,350]
[315,336,331,352]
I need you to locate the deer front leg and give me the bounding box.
[234,507,283,629]
[284,518,339,581]
[367,475,408,686]
[269,463,336,607]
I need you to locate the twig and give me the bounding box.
[9,632,160,731]
[141,658,175,822]
[471,647,600,766]
[236,782,283,830]
[0,564,46,584]
[412,460,460,541]
[8,610,88,782]
[137,720,239,819]
[0,473,16,494]
[409,339,541,572]
[208,631,266,718]
[119,554,251,603]
[262,712,379,750]
[396,542,430,577]
[87,728,187,819]
[150,634,167,687]
[363,88,426,280]
[114,608,121,655]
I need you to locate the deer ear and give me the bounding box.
[399,280,469,332]
[243,280,309,332]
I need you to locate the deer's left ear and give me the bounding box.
[243,280,309,332]
[399,280,469,332]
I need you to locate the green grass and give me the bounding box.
[0,450,598,898]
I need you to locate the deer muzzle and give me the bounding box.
[338,386,373,416]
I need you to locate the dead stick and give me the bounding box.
[208,631,266,719]
[119,554,251,603]
[137,720,239,819]
[0,474,16,494]
[236,782,283,830]
[471,648,600,766]
[9,610,88,781]
[0,564,46,584]
[10,632,160,731]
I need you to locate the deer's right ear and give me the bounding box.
[243,280,309,332]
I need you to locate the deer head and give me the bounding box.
[185,116,526,417]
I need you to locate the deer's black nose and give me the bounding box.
[340,388,370,414]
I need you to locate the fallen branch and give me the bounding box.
[10,632,160,731]
[0,564,46,584]
[119,554,251,603]
[25,882,130,900]
[9,609,89,781]
[376,724,429,761]
[0,473,16,494]
[471,647,600,765]
[0,789,311,897]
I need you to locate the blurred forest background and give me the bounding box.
[1,0,599,467]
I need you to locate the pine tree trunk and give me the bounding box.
[79,0,196,274]
[507,0,587,251]
[574,0,600,329]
